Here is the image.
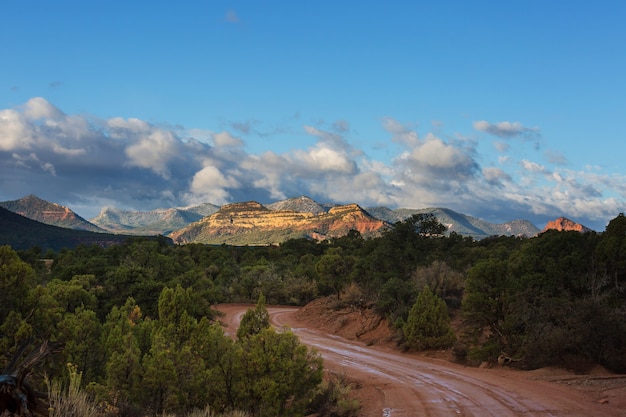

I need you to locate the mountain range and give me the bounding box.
[0,206,144,251]
[90,203,220,235]
[0,194,593,248]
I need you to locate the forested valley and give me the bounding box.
[1,213,625,417]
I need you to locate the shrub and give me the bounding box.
[403,285,456,350]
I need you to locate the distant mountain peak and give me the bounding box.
[266,196,328,214]
[0,195,104,232]
[90,202,220,235]
[542,217,593,233]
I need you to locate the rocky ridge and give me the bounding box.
[265,195,331,214]
[91,203,219,235]
[367,206,541,238]
[169,201,390,245]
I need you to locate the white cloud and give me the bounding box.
[189,165,239,204]
[483,167,511,185]
[382,117,420,147]
[0,109,33,151]
[213,131,244,147]
[394,132,479,186]
[22,97,64,120]
[124,129,180,178]
[520,159,550,175]
[107,117,151,137]
[474,120,540,139]
[295,145,356,174]
[52,143,87,157]
[0,97,623,231]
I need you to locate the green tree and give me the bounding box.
[596,213,626,291]
[236,327,323,417]
[315,249,353,300]
[403,285,455,350]
[462,258,510,347]
[46,274,98,313]
[143,285,207,414]
[191,318,239,411]
[377,277,417,324]
[0,245,35,320]
[58,306,103,383]
[102,298,144,406]
[237,294,270,340]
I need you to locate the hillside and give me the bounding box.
[90,203,220,235]
[0,207,148,251]
[0,194,104,232]
[169,201,390,245]
[367,206,540,238]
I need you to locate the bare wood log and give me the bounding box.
[0,341,57,417]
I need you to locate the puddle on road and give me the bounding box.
[382,408,392,417]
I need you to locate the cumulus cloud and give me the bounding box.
[22,97,64,120]
[213,131,244,147]
[382,117,420,147]
[0,98,623,231]
[391,126,479,190]
[125,130,181,178]
[189,165,239,204]
[474,120,540,139]
[483,167,511,186]
[521,159,550,175]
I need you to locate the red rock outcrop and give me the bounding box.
[170,201,391,245]
[542,217,593,233]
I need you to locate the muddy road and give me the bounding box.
[218,304,625,417]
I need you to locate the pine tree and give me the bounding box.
[403,285,456,350]
[236,293,270,340]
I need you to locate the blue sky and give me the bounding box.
[1,1,625,231]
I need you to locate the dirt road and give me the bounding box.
[218,304,625,417]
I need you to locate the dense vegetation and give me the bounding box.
[1,213,625,416]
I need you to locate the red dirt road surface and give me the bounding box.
[217,304,626,417]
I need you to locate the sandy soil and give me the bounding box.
[217,301,626,417]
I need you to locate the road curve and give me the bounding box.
[218,304,623,417]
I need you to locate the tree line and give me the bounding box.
[1,213,625,415]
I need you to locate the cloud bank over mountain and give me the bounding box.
[0,98,623,230]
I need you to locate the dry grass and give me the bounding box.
[47,364,100,417]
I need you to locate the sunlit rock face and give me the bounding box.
[169,201,390,245]
[542,217,593,233]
